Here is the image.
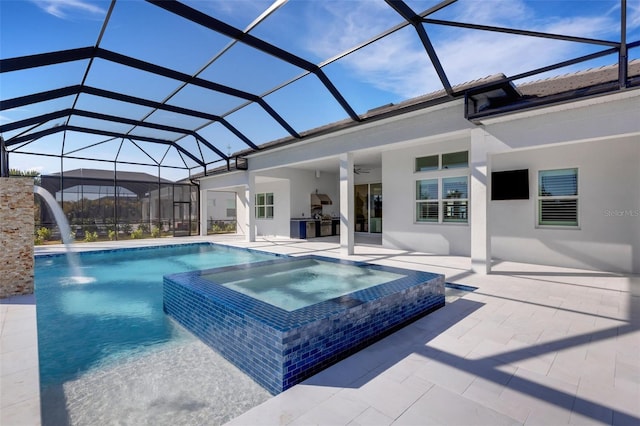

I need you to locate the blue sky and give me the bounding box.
[1,0,638,181]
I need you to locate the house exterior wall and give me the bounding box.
[0,177,34,298]
[254,180,290,237]
[257,167,340,220]
[382,137,472,256]
[206,191,236,222]
[199,90,640,273]
[490,136,640,273]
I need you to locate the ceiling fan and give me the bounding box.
[354,166,371,175]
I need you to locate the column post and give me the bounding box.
[470,128,491,274]
[199,188,208,236]
[247,173,256,242]
[339,152,355,255]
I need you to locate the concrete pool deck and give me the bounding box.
[2,235,639,425]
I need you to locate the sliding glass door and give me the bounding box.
[354,183,382,233]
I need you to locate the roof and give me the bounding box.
[518,59,640,97]
[1,1,637,180]
[231,61,640,161]
[48,168,174,183]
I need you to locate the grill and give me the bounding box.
[319,221,331,236]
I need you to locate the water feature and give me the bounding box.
[34,185,88,283]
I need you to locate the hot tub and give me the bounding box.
[163,255,444,394]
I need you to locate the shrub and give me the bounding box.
[151,226,161,238]
[138,223,149,234]
[121,223,132,236]
[84,231,98,242]
[36,227,51,241]
[108,230,117,241]
[34,235,44,245]
[130,228,144,239]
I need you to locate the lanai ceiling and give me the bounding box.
[1,0,638,181]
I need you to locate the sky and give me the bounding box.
[1,0,638,181]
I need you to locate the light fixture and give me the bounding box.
[315,170,321,178]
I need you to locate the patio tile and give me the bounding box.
[288,391,370,426]
[224,384,339,425]
[499,367,577,424]
[0,346,38,377]
[0,323,38,354]
[0,367,40,409]
[463,375,530,423]
[394,385,520,426]
[569,397,614,425]
[339,373,428,419]
[411,359,476,395]
[347,407,394,426]
[0,396,41,426]
[576,379,640,421]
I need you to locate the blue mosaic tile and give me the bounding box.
[164,255,445,394]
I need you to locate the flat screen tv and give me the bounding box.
[491,169,529,200]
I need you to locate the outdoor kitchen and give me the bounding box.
[290,192,340,239]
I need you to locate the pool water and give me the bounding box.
[203,257,406,311]
[35,243,275,424]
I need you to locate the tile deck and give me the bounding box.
[2,235,639,425]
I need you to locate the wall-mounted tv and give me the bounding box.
[491,169,529,200]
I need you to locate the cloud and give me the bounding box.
[31,0,105,19]
[306,0,623,98]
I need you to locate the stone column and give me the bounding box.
[0,177,35,297]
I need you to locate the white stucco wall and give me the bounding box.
[490,136,640,273]
[198,90,639,273]
[254,179,290,237]
[206,191,236,222]
[382,137,472,256]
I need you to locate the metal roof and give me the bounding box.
[1,0,638,180]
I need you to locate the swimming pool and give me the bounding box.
[35,243,276,425]
[164,256,445,394]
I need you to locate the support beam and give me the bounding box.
[619,0,628,89]
[385,0,452,95]
[200,189,208,237]
[5,124,205,167]
[339,152,355,255]
[470,128,491,274]
[146,0,360,122]
[0,136,8,177]
[247,173,256,242]
[469,128,511,274]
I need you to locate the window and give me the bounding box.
[415,177,468,223]
[416,179,438,222]
[255,192,274,219]
[226,199,236,218]
[415,151,468,172]
[414,150,469,224]
[442,177,468,222]
[442,151,468,169]
[538,168,578,226]
[415,155,438,172]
